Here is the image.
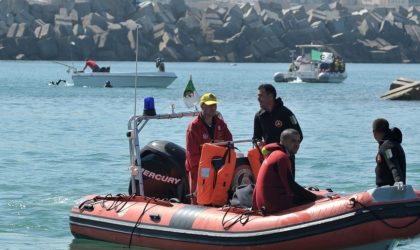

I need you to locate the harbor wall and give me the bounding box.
[1,0,420,62]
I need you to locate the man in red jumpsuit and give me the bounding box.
[253,129,320,214]
[185,93,232,204]
[82,59,100,72]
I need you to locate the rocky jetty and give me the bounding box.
[1,0,420,62]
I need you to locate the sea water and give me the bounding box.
[0,60,419,249]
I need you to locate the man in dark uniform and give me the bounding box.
[372,118,406,187]
[253,83,303,177]
[253,129,320,214]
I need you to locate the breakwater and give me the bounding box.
[1,0,420,62]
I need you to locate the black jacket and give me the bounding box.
[375,127,406,187]
[253,97,303,143]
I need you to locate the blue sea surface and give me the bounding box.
[0,60,419,249]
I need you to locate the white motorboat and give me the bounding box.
[71,71,177,88]
[274,44,347,83]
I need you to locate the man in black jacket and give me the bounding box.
[253,84,303,143]
[253,83,303,177]
[372,118,406,187]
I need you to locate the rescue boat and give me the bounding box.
[273,44,347,83]
[69,111,420,249]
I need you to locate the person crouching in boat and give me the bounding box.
[185,93,232,204]
[81,59,110,73]
[253,129,321,214]
[82,59,100,72]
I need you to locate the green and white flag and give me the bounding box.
[321,52,334,63]
[183,75,199,109]
[311,49,322,61]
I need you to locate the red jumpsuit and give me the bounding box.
[253,143,316,214]
[185,115,232,203]
[85,60,99,71]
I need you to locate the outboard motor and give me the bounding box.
[129,140,189,203]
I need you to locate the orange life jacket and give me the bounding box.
[247,145,265,180]
[197,143,236,206]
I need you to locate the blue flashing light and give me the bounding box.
[143,97,156,116]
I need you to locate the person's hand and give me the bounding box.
[130,166,138,176]
[395,181,405,191]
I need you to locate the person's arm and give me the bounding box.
[253,113,263,141]
[282,107,303,141]
[288,172,317,203]
[381,146,404,183]
[224,123,233,142]
[185,124,202,172]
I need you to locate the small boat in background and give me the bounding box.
[381,77,420,100]
[274,44,347,83]
[71,71,177,88]
[71,57,177,88]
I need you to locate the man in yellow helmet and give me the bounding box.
[185,93,232,204]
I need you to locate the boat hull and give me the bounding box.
[274,71,347,83]
[71,72,177,88]
[69,186,420,249]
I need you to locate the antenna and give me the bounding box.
[290,50,296,64]
[134,25,139,117]
[70,41,75,71]
[131,24,145,196]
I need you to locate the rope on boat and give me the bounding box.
[128,197,155,248]
[99,193,136,213]
[221,206,264,230]
[78,194,136,213]
[222,206,252,230]
[350,197,420,229]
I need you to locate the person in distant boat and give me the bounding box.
[253,83,303,178]
[82,59,100,72]
[320,62,329,72]
[296,54,309,64]
[82,59,110,73]
[185,93,232,204]
[156,57,165,72]
[372,118,406,187]
[253,129,321,214]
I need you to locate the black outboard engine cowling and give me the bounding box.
[128,140,189,203]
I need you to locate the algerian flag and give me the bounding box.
[321,52,334,63]
[183,75,199,109]
[311,49,322,61]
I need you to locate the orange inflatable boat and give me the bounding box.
[70,185,420,250]
[69,112,420,249]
